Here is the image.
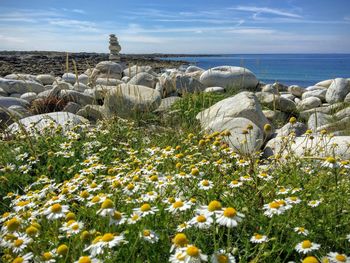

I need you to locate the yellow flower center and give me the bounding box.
[186,246,200,257]
[67,220,76,226]
[80,191,89,198]
[168,197,175,203]
[254,234,263,240]
[26,226,38,236]
[202,180,209,186]
[217,254,229,263]
[150,175,158,181]
[14,239,24,247]
[42,252,52,260]
[127,184,134,190]
[112,181,121,188]
[269,202,281,209]
[132,214,139,221]
[302,240,312,249]
[57,244,68,255]
[113,211,122,220]
[101,233,114,242]
[12,257,24,263]
[208,200,222,212]
[140,203,151,212]
[51,204,62,213]
[231,180,239,185]
[17,200,30,207]
[78,256,92,263]
[173,201,184,208]
[196,215,207,222]
[6,218,20,231]
[172,233,188,247]
[335,254,346,262]
[143,230,151,236]
[71,224,80,231]
[66,212,76,221]
[91,196,101,203]
[101,199,114,209]
[302,256,319,263]
[133,176,140,182]
[223,207,237,218]
[191,168,199,176]
[298,227,305,232]
[90,182,97,188]
[326,157,336,163]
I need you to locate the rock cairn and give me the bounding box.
[108,34,121,62]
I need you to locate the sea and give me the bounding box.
[164,54,350,87]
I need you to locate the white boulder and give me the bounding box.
[199,66,258,90]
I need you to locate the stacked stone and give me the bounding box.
[109,34,121,62]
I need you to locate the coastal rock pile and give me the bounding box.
[1,52,349,159]
[108,34,121,62]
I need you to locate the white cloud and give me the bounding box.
[72,9,86,14]
[230,6,302,18]
[47,18,99,32]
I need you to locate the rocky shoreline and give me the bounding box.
[0,59,349,159]
[0,51,187,77]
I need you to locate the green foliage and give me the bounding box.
[0,117,349,263]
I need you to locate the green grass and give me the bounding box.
[0,92,350,263]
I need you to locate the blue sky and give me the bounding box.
[0,0,349,53]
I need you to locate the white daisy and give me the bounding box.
[216,207,245,228]
[169,250,187,263]
[109,211,126,226]
[166,199,192,214]
[250,234,268,243]
[140,229,159,243]
[228,180,243,188]
[211,249,236,263]
[327,252,350,263]
[240,175,253,182]
[74,255,101,263]
[60,220,84,236]
[286,196,302,205]
[177,222,190,232]
[133,203,159,217]
[38,251,57,262]
[198,180,214,190]
[97,199,116,217]
[257,172,273,181]
[307,200,322,207]
[179,245,208,263]
[263,200,291,217]
[188,214,213,229]
[295,240,320,254]
[197,200,223,217]
[11,252,33,263]
[294,227,309,236]
[43,203,69,220]
[9,234,32,253]
[322,157,340,169]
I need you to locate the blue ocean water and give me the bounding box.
[164,54,350,87]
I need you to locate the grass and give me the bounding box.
[0,93,350,263]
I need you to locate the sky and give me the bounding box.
[0,0,349,54]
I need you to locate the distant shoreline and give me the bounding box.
[0,51,191,77]
[0,51,219,57]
